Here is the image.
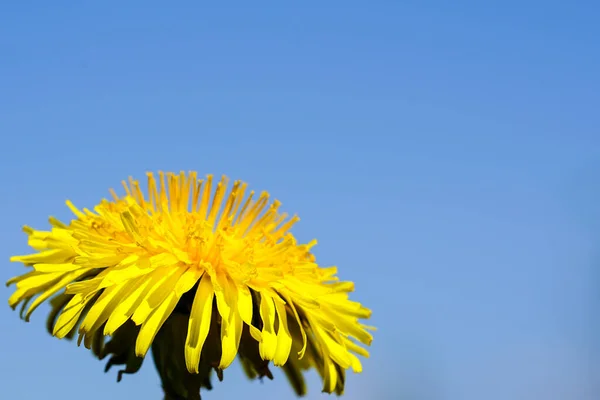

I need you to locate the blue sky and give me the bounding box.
[1,2,598,399]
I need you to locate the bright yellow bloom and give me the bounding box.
[8,172,373,398]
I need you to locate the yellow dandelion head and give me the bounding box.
[7,171,374,397]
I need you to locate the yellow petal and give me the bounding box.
[312,323,351,369]
[14,272,64,289]
[236,284,253,325]
[322,295,372,319]
[174,267,202,297]
[145,266,187,309]
[79,283,130,338]
[184,273,214,373]
[347,352,363,373]
[53,294,90,338]
[273,298,292,366]
[8,272,65,308]
[10,249,73,265]
[24,269,89,321]
[214,272,235,326]
[135,291,180,357]
[219,309,242,369]
[281,293,307,359]
[65,200,86,218]
[103,275,153,335]
[131,267,181,325]
[258,293,277,361]
[33,263,81,273]
[322,307,373,345]
[6,271,36,287]
[321,357,338,394]
[343,337,370,358]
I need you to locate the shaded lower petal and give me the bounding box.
[219,309,242,369]
[258,293,277,361]
[54,293,92,338]
[184,273,214,373]
[135,291,180,357]
[273,299,292,366]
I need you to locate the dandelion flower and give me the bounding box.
[8,172,373,398]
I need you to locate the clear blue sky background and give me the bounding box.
[1,2,598,400]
